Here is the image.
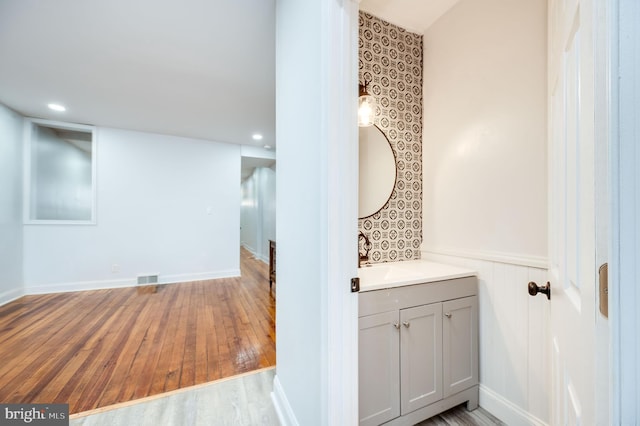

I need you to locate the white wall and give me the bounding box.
[241,176,258,253]
[0,103,24,304]
[274,0,359,420]
[422,0,547,261]
[23,127,241,293]
[274,0,324,422]
[241,166,276,262]
[421,1,549,424]
[260,167,276,258]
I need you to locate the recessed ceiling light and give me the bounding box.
[252,133,263,141]
[264,145,272,149]
[48,103,66,112]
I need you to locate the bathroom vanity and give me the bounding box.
[358,261,478,426]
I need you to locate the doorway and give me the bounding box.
[240,156,276,264]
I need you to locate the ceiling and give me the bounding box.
[0,0,456,175]
[241,157,275,182]
[0,0,275,149]
[359,0,461,34]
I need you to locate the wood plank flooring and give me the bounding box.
[0,248,275,414]
[70,368,503,426]
[69,367,279,426]
[416,404,505,426]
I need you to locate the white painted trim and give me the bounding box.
[271,375,299,426]
[158,270,240,284]
[242,243,257,256]
[421,247,548,269]
[322,0,360,424]
[593,0,613,424]
[241,243,269,264]
[25,278,135,295]
[0,287,24,307]
[479,385,548,426]
[23,270,240,295]
[610,0,640,422]
[22,118,98,225]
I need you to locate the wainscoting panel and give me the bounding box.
[422,251,550,426]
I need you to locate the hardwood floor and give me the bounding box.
[0,248,275,414]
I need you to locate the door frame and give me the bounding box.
[321,0,640,423]
[324,0,360,424]
[609,0,640,422]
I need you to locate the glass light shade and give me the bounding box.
[358,94,375,127]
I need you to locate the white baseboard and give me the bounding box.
[160,270,241,285]
[24,269,241,295]
[271,374,299,426]
[480,385,548,426]
[0,287,24,307]
[242,243,257,256]
[241,243,269,265]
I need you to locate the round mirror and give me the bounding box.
[359,125,397,219]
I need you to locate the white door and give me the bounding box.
[547,0,598,423]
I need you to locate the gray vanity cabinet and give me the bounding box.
[359,277,478,426]
[359,311,401,426]
[400,303,443,414]
[443,296,479,398]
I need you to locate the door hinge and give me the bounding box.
[351,277,360,293]
[599,263,608,318]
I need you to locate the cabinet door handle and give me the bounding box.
[444,312,452,318]
[393,322,400,329]
[402,321,410,328]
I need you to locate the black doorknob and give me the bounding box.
[528,281,551,300]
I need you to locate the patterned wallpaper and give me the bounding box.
[358,11,423,263]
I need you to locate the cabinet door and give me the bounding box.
[400,303,443,415]
[359,311,400,426]
[442,296,478,398]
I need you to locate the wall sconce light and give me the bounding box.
[358,81,375,127]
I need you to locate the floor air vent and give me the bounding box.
[137,274,159,285]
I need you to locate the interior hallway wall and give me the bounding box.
[241,166,276,263]
[420,0,549,424]
[24,127,241,293]
[241,176,258,254]
[0,103,24,305]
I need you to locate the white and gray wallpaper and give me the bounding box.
[358,11,423,263]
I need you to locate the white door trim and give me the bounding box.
[271,0,358,423]
[593,1,612,424]
[610,0,640,422]
[323,0,360,424]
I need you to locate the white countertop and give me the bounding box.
[358,259,476,292]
